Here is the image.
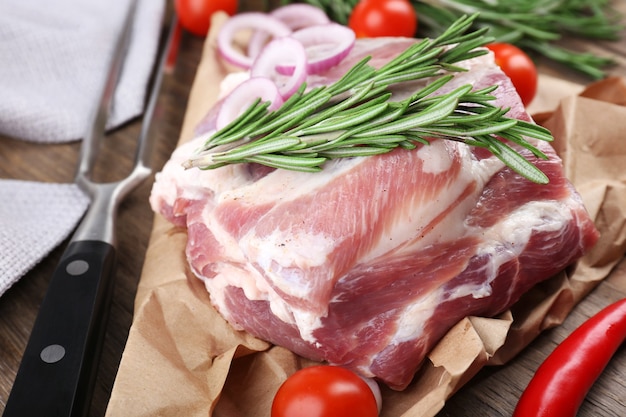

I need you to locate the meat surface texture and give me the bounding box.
[150,38,599,390]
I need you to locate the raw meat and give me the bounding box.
[150,38,599,390]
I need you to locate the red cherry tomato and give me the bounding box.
[348,0,417,38]
[271,366,379,417]
[486,43,538,106]
[175,0,238,37]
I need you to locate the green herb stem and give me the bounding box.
[284,0,622,79]
[186,13,554,184]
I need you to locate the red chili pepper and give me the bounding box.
[513,298,626,417]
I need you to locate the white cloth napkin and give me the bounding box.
[0,181,90,297]
[0,0,166,143]
[0,0,166,296]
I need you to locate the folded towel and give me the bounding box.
[0,181,90,296]
[0,0,166,142]
[0,0,166,296]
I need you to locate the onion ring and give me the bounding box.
[251,37,308,99]
[217,13,291,69]
[248,4,331,59]
[277,23,356,75]
[271,4,331,29]
[215,77,284,130]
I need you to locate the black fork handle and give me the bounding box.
[3,240,116,417]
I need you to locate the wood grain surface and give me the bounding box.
[1,2,625,416]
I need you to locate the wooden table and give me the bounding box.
[1,3,625,416]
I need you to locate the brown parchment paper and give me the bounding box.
[106,14,626,417]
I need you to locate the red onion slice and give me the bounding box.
[248,4,330,60]
[251,37,307,99]
[216,77,284,130]
[360,377,383,414]
[271,4,331,28]
[218,13,291,69]
[277,23,356,75]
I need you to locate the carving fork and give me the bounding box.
[3,3,176,416]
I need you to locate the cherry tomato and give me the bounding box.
[486,43,538,106]
[175,0,238,37]
[348,0,417,38]
[271,366,379,417]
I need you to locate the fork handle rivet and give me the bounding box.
[66,259,89,276]
[40,344,66,364]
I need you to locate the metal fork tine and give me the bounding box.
[119,14,179,197]
[72,15,176,246]
[75,0,138,184]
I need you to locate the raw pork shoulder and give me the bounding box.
[150,38,599,390]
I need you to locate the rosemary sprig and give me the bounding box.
[284,0,622,79]
[185,13,554,184]
[413,0,622,79]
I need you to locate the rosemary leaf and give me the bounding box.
[188,13,555,184]
[255,90,332,138]
[482,135,549,184]
[421,118,519,138]
[290,83,389,135]
[306,134,409,152]
[298,102,390,135]
[211,99,269,145]
[246,154,325,172]
[319,146,395,158]
[352,85,470,137]
[211,137,304,162]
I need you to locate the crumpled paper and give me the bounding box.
[106,14,626,417]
